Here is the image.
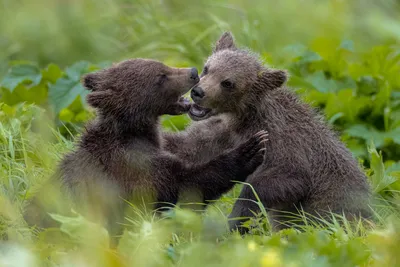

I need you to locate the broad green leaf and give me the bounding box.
[68,95,86,113]
[345,125,386,148]
[42,63,63,84]
[75,110,91,122]
[324,89,370,122]
[287,75,315,90]
[348,63,370,81]
[1,104,16,117]
[302,90,329,106]
[297,51,322,64]
[65,61,90,81]
[59,109,75,122]
[1,64,42,92]
[1,83,48,105]
[48,62,92,114]
[305,71,335,93]
[49,78,88,114]
[342,138,367,158]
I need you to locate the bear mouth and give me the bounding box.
[188,104,213,121]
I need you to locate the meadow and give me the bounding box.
[1,0,400,266]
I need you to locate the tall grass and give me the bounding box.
[1,0,400,266]
[0,90,398,266]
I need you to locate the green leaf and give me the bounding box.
[324,89,370,122]
[1,64,42,92]
[42,63,63,84]
[305,72,357,94]
[305,71,334,93]
[298,51,322,64]
[1,83,48,105]
[59,109,75,122]
[65,61,90,81]
[48,61,93,114]
[1,104,16,117]
[345,125,386,148]
[302,90,329,106]
[368,142,397,193]
[287,75,315,90]
[49,78,88,114]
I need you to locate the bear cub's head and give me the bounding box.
[83,59,199,119]
[189,32,288,121]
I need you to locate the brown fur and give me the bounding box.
[53,59,267,233]
[163,33,372,233]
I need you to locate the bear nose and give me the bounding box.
[190,67,199,82]
[191,86,205,100]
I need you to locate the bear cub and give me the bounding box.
[57,59,267,229]
[164,33,372,233]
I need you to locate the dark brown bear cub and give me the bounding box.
[57,59,267,231]
[163,33,372,233]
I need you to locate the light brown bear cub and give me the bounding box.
[163,33,372,233]
[58,59,267,229]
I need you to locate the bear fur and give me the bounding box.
[163,33,372,233]
[53,59,267,231]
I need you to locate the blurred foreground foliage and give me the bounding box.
[1,0,400,266]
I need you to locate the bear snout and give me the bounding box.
[190,67,200,83]
[191,86,205,101]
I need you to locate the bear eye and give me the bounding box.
[221,80,234,89]
[201,66,208,76]
[157,74,168,85]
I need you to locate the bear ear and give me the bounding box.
[82,73,100,91]
[213,32,236,52]
[86,89,113,108]
[258,69,288,90]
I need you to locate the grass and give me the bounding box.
[1,0,400,266]
[0,95,397,267]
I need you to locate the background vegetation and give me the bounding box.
[1,0,400,266]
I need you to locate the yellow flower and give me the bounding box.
[248,241,257,251]
[261,249,282,267]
